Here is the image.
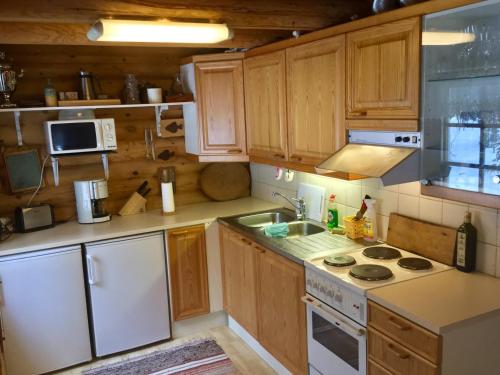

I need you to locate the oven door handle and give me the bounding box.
[301,295,366,338]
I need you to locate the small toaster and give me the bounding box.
[15,204,55,233]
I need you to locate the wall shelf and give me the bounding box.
[0,101,193,113]
[0,101,195,146]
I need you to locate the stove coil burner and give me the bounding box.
[349,264,393,281]
[323,255,356,267]
[397,257,433,270]
[363,246,402,260]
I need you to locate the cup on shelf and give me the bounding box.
[147,88,162,104]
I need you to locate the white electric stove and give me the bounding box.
[303,243,453,375]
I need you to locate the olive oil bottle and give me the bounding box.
[455,212,477,273]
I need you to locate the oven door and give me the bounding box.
[47,120,103,154]
[302,295,366,375]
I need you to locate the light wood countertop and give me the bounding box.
[0,198,279,257]
[368,269,500,334]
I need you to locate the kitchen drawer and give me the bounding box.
[368,328,438,375]
[368,301,440,364]
[368,358,392,375]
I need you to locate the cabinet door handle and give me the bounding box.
[387,343,410,359]
[273,153,285,159]
[254,246,266,254]
[351,110,368,116]
[86,255,97,286]
[240,237,252,245]
[227,149,242,154]
[388,316,411,331]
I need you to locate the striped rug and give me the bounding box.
[82,339,238,375]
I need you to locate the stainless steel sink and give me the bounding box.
[236,211,295,228]
[285,221,325,238]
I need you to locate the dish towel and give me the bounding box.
[264,223,289,238]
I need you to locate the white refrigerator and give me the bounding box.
[85,232,171,356]
[0,246,92,375]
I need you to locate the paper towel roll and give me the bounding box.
[161,182,175,214]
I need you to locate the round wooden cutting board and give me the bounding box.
[200,163,251,201]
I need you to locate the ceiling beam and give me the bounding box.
[0,0,371,31]
[0,22,290,49]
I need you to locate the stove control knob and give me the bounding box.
[326,290,334,297]
[334,293,343,303]
[312,282,319,290]
[306,278,312,286]
[319,286,326,293]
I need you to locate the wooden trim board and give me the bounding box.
[245,0,482,57]
[421,184,500,210]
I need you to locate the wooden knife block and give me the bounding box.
[119,192,147,216]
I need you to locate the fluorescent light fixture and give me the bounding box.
[422,31,475,46]
[87,19,232,44]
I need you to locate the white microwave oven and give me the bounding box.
[44,118,117,155]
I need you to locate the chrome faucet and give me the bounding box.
[272,191,306,221]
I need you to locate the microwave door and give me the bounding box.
[303,295,367,375]
[50,121,100,154]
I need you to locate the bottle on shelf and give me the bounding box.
[326,194,338,230]
[44,79,57,107]
[455,212,477,273]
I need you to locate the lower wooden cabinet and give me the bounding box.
[368,328,438,375]
[219,226,307,375]
[368,301,440,375]
[257,246,308,375]
[220,228,259,337]
[168,225,210,321]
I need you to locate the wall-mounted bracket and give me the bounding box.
[51,156,59,186]
[101,153,109,180]
[155,104,169,137]
[14,111,23,146]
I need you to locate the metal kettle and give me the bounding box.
[79,70,97,100]
[0,51,24,108]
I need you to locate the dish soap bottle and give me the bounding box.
[363,199,377,242]
[455,212,477,272]
[44,79,57,107]
[327,194,338,230]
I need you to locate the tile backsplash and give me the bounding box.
[250,162,500,278]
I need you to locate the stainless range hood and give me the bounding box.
[316,131,422,186]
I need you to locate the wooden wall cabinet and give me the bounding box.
[346,17,421,130]
[182,56,248,162]
[286,35,346,166]
[168,225,210,321]
[219,226,307,375]
[244,51,288,162]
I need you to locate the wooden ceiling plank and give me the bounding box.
[0,0,370,31]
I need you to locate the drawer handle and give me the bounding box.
[388,317,411,331]
[387,343,410,359]
[273,153,285,159]
[227,149,242,154]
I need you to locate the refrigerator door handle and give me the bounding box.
[86,255,97,285]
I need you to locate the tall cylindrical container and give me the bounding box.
[363,199,378,242]
[161,182,175,215]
